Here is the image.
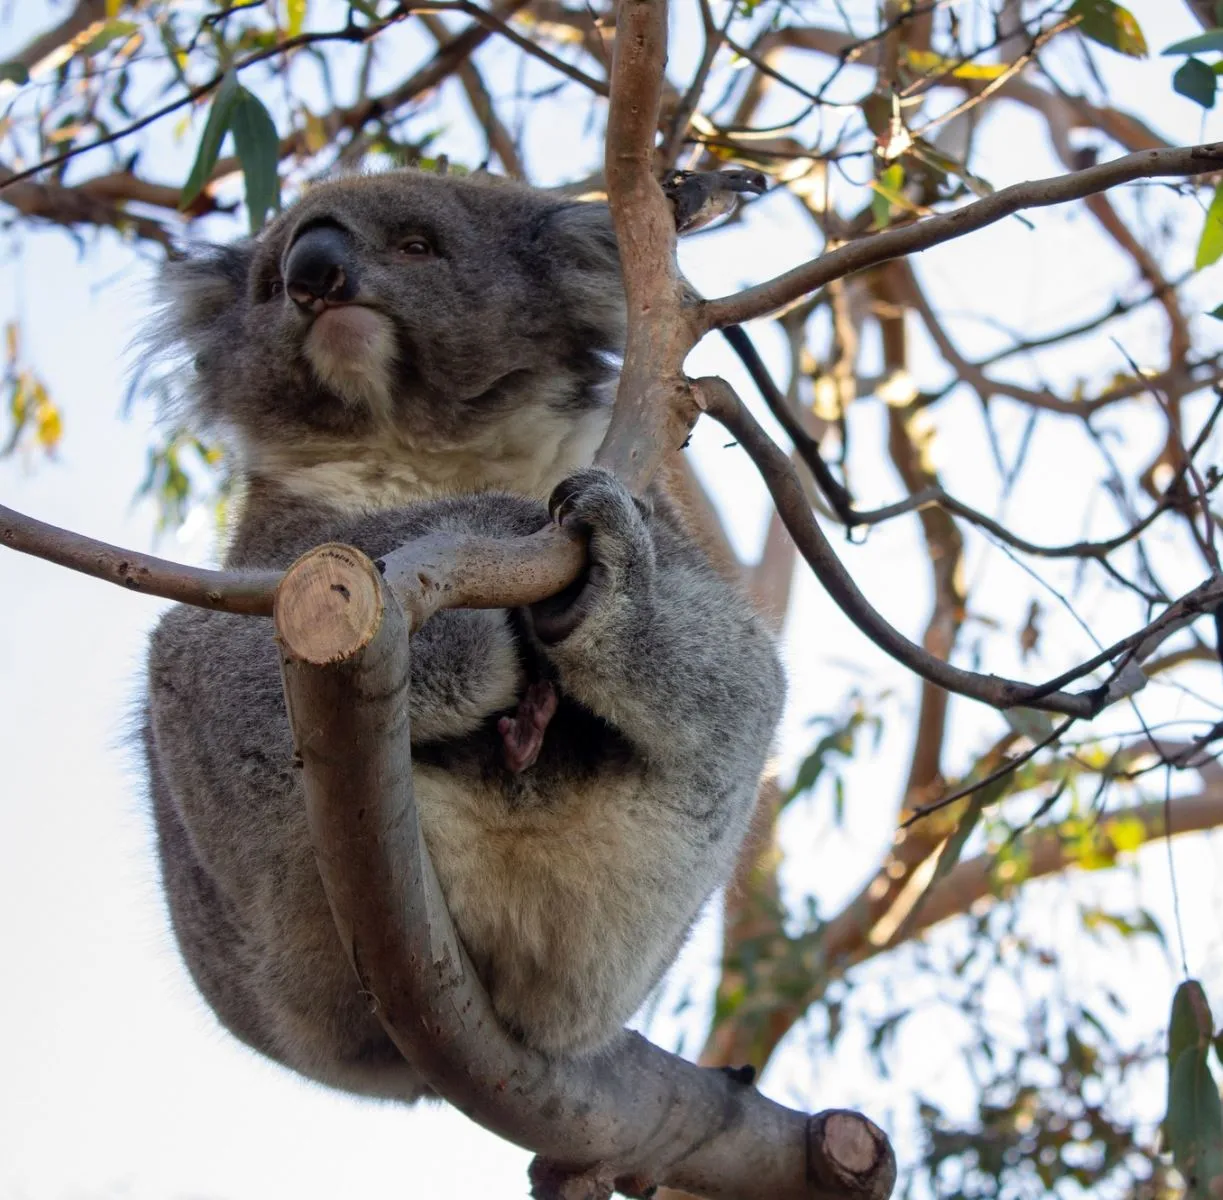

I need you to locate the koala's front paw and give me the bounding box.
[530,467,654,645]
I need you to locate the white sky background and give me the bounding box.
[3,1,1223,1196]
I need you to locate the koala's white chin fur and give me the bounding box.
[304,306,396,417]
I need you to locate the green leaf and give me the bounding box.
[1068,0,1148,58]
[1164,30,1223,57]
[1170,981,1215,1068]
[1003,707,1055,742]
[1176,57,1218,108]
[1208,303,1223,320]
[1166,1048,1223,1193]
[0,62,29,85]
[180,71,241,211]
[1197,182,1223,270]
[228,85,281,233]
[871,164,905,228]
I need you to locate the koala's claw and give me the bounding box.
[531,468,652,645]
[498,679,558,773]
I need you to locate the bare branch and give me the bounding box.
[701,144,1223,330]
[0,163,178,248]
[421,13,526,177]
[695,376,1223,718]
[8,0,108,73]
[0,500,278,615]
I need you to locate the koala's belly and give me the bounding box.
[414,762,684,1055]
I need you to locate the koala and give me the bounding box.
[141,168,785,1103]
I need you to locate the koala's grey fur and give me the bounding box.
[141,168,784,1103]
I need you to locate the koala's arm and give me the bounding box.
[532,468,785,792]
[307,495,551,745]
[397,607,522,743]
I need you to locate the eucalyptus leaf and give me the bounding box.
[228,85,281,233]
[180,72,241,211]
[81,19,140,56]
[1197,183,1223,271]
[1166,1047,1223,1193]
[1175,57,1218,108]
[1170,980,1214,1067]
[1164,30,1223,57]
[1068,0,1148,58]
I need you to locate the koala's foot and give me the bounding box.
[530,467,652,645]
[498,679,558,773]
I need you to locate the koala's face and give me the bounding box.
[154,170,625,494]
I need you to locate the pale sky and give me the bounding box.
[2,2,1223,1198]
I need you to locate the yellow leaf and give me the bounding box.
[1106,815,1147,853]
[302,108,327,154]
[905,49,1010,82]
[10,374,27,423]
[106,0,123,17]
[286,0,308,37]
[5,320,17,366]
[32,382,62,452]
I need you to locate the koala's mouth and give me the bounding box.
[307,305,389,359]
[303,305,398,412]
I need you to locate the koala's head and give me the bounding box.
[150,169,626,504]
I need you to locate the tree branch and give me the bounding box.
[8,0,108,74]
[594,0,699,490]
[0,500,278,614]
[700,144,1223,330]
[274,540,896,1200]
[695,377,1223,718]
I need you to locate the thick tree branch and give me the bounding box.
[274,541,895,1200]
[858,788,1223,961]
[594,0,699,490]
[0,500,278,614]
[700,144,1223,330]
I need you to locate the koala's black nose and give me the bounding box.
[283,223,360,310]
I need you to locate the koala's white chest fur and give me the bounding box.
[412,761,684,1054]
[248,399,612,510]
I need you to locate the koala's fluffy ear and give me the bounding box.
[541,201,626,351]
[139,241,253,431]
[157,242,253,341]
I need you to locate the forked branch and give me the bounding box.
[275,542,895,1200]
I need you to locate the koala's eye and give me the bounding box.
[256,275,283,303]
[396,235,433,258]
